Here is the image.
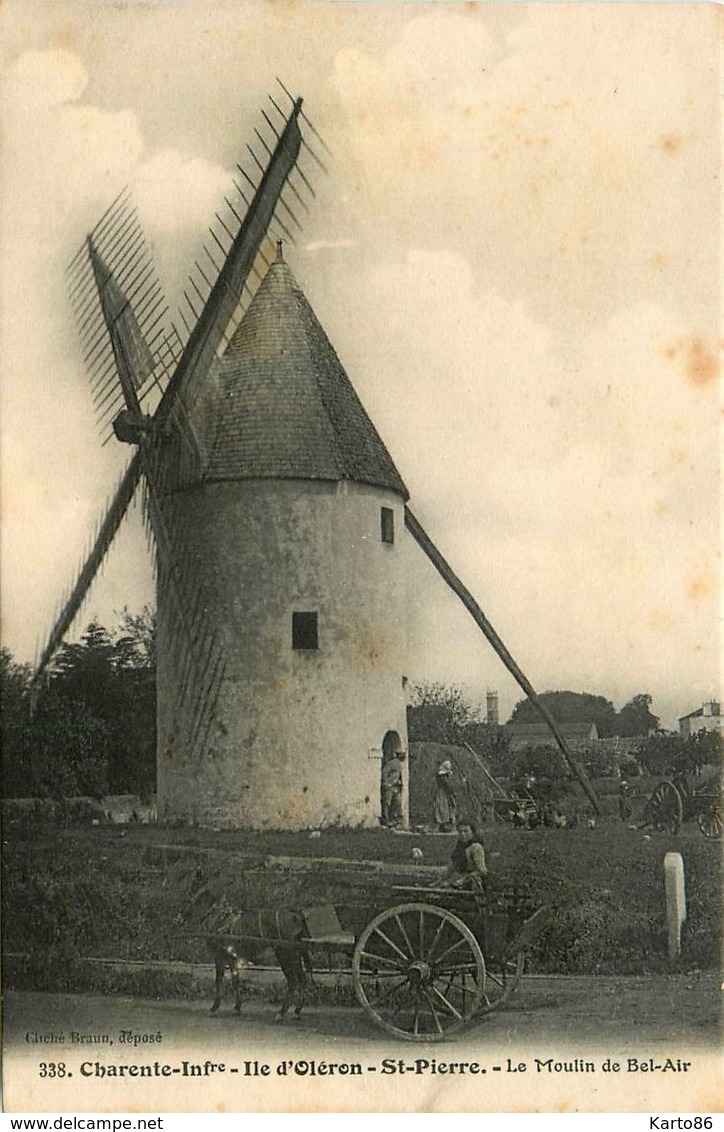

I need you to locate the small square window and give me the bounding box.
[292,611,318,650]
[381,506,395,544]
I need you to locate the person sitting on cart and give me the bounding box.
[438,820,488,891]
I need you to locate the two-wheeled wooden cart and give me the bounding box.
[345,886,551,1040]
[647,771,722,838]
[203,886,548,1042]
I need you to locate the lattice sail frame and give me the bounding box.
[33,86,327,744]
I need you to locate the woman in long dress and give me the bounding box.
[433,760,456,831]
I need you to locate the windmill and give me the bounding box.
[33,86,599,827]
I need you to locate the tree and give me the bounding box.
[1,647,34,797]
[639,728,723,778]
[508,691,619,737]
[684,729,723,774]
[407,683,482,745]
[637,732,683,777]
[1,645,111,799]
[112,606,156,671]
[1,607,157,801]
[616,693,659,737]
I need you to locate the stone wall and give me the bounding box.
[157,477,409,829]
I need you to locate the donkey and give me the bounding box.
[194,892,314,1021]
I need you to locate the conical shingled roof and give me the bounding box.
[202,258,409,500]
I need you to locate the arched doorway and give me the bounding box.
[380,730,407,828]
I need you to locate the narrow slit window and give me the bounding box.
[292,611,318,650]
[381,506,395,544]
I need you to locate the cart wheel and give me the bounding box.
[649,781,683,834]
[477,950,525,1014]
[698,802,722,839]
[352,902,485,1041]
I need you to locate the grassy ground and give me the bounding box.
[3,817,720,998]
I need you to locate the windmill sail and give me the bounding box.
[31,455,143,685]
[404,506,601,812]
[87,236,157,404]
[155,98,304,427]
[33,92,315,696]
[67,190,172,443]
[85,244,227,766]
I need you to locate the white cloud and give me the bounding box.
[330,5,719,336]
[304,239,358,254]
[133,148,232,232]
[4,48,87,110]
[323,245,720,727]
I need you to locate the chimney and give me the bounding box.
[486,689,499,726]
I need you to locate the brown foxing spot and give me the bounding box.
[686,337,720,387]
[649,609,674,633]
[664,339,681,360]
[50,18,79,51]
[688,571,716,604]
[660,133,684,155]
[664,336,720,387]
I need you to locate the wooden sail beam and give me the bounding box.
[404,506,601,813]
[32,96,309,688]
[30,454,143,687]
[155,99,304,427]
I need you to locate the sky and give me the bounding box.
[0,1,720,729]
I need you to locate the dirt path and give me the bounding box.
[5,973,719,1048]
[4,978,719,1112]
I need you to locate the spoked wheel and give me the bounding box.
[649,780,683,834]
[352,902,485,1041]
[477,950,525,1014]
[698,801,722,839]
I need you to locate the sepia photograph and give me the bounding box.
[1,0,720,1115]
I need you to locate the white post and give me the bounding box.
[664,852,686,961]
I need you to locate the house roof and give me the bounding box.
[200,256,409,499]
[506,721,597,739]
[678,702,721,723]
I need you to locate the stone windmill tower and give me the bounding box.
[156,246,411,828]
[34,89,600,825]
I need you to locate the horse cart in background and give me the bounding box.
[490,787,541,828]
[646,769,722,838]
[619,767,722,838]
[198,885,551,1042]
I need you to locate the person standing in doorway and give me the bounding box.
[381,751,404,828]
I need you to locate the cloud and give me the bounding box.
[133,149,232,232]
[4,48,87,110]
[304,239,358,254]
[330,5,720,336]
[326,245,720,726]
